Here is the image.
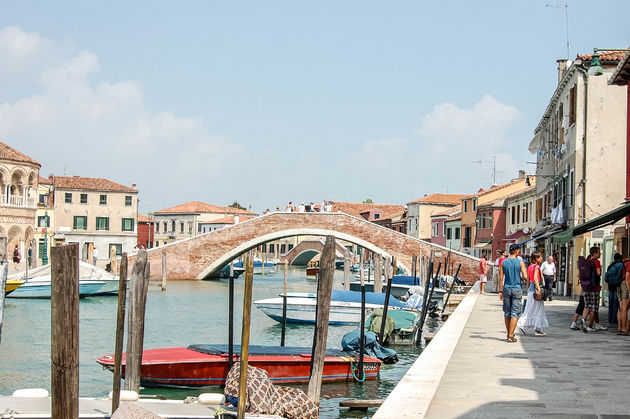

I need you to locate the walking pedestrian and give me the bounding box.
[604,253,623,326]
[540,255,556,301]
[617,255,630,335]
[517,252,548,336]
[27,245,33,268]
[12,244,20,270]
[579,247,607,333]
[499,244,528,343]
[92,246,99,266]
[479,251,488,294]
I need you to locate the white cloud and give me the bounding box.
[353,95,523,200]
[0,26,240,211]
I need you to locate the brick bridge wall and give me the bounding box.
[279,239,347,265]
[132,212,481,283]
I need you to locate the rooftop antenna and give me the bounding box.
[547,2,570,59]
[472,155,501,186]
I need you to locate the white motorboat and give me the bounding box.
[254,290,406,325]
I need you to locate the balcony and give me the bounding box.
[0,194,36,209]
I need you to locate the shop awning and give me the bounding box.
[473,242,492,249]
[503,230,525,242]
[552,201,630,244]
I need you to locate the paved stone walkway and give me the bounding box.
[425,294,630,418]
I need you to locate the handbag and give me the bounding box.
[534,290,543,301]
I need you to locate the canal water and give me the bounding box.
[0,266,425,418]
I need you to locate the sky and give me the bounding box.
[0,1,628,214]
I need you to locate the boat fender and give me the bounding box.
[108,390,138,401]
[198,393,226,405]
[12,388,49,398]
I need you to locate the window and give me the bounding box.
[269,244,275,253]
[373,213,380,219]
[80,193,88,204]
[125,196,132,206]
[180,222,184,233]
[38,239,46,260]
[447,228,452,240]
[99,195,107,205]
[455,227,460,240]
[109,244,122,258]
[569,86,576,126]
[464,201,468,212]
[570,169,575,207]
[472,199,477,212]
[38,215,50,227]
[38,194,47,204]
[511,206,516,225]
[516,205,520,224]
[65,193,72,203]
[96,217,110,231]
[171,220,176,232]
[482,213,486,229]
[287,244,294,251]
[156,222,160,233]
[73,216,87,230]
[281,244,286,253]
[163,221,168,232]
[443,222,446,236]
[122,218,134,231]
[488,212,493,228]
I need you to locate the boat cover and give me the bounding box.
[331,289,405,308]
[188,344,351,357]
[341,330,398,364]
[391,275,421,286]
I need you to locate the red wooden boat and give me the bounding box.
[96,344,381,388]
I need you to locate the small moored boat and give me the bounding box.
[5,280,24,296]
[96,344,381,388]
[255,290,406,325]
[7,280,106,299]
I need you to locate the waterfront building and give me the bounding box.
[444,211,462,252]
[372,208,408,234]
[406,194,467,241]
[137,213,154,249]
[430,204,461,248]
[609,50,630,259]
[330,201,406,225]
[528,51,627,296]
[198,215,254,233]
[460,176,531,256]
[51,176,139,267]
[153,201,257,247]
[0,141,40,266]
[502,186,537,253]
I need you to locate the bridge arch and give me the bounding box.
[290,250,320,266]
[196,228,394,280]
[138,212,481,283]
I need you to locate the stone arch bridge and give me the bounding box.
[137,212,481,282]
[280,239,347,266]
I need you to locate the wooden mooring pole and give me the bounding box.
[373,254,383,294]
[411,255,417,286]
[161,251,167,292]
[442,264,462,314]
[0,237,8,345]
[125,250,150,392]
[237,255,254,419]
[281,260,288,346]
[358,252,366,381]
[228,262,235,370]
[378,257,395,343]
[111,253,128,414]
[307,236,335,405]
[343,248,351,291]
[51,243,79,419]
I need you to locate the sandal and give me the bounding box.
[507,336,518,343]
[617,330,624,335]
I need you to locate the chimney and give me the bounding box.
[557,59,568,84]
[518,170,527,179]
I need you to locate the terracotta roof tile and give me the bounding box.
[577,51,626,62]
[138,214,151,223]
[38,176,52,185]
[0,141,41,167]
[155,201,257,216]
[407,193,467,205]
[53,176,138,193]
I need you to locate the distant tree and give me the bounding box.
[229,201,247,211]
[363,198,373,204]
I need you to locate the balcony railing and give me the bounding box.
[0,194,36,208]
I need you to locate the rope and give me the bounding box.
[351,360,366,382]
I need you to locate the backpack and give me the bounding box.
[578,256,593,291]
[605,261,624,286]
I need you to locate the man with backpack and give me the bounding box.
[579,247,607,333]
[604,253,623,326]
[618,255,630,335]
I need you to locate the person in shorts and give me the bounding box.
[618,256,630,335]
[580,247,606,333]
[499,244,528,342]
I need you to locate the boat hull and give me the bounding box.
[5,280,23,296]
[97,346,380,388]
[7,280,106,299]
[348,282,409,298]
